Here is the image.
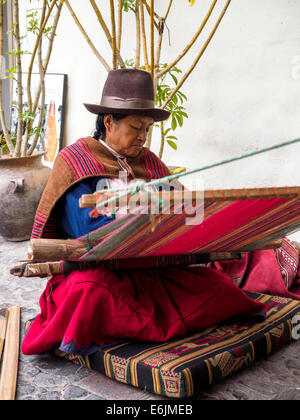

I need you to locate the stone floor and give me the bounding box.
[1,236,300,400]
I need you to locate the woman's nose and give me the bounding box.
[137,129,147,142]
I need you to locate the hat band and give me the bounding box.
[101,96,155,110]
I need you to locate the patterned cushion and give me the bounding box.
[56,292,300,398]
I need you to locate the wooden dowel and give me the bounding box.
[11,261,62,278]
[28,238,102,262]
[20,237,284,276]
[0,306,20,401]
[12,252,245,278]
[79,187,300,208]
[0,309,8,363]
[251,238,283,250]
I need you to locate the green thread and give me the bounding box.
[94,137,300,208]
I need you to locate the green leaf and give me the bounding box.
[171,116,177,131]
[170,73,178,85]
[167,140,178,150]
[176,114,184,127]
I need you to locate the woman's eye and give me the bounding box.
[131,125,140,130]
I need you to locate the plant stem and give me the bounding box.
[145,125,153,149]
[161,0,231,110]
[64,0,111,72]
[32,0,63,118]
[150,0,154,78]
[27,0,47,156]
[154,0,174,75]
[164,0,173,20]
[0,1,15,155]
[26,0,57,116]
[159,120,165,159]
[109,0,117,70]
[21,0,46,157]
[135,1,141,68]
[89,0,124,68]
[156,0,218,80]
[139,0,149,72]
[90,0,112,43]
[141,0,159,29]
[154,18,163,71]
[13,0,23,158]
[117,0,122,53]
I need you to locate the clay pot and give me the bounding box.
[0,152,51,241]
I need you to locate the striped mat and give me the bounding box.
[55,292,300,398]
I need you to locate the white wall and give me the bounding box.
[21,0,300,190]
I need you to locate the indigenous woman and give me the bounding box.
[22,69,286,356]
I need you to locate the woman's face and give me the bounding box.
[104,114,154,157]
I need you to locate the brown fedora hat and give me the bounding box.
[84,69,170,122]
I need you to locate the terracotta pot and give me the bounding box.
[0,152,51,241]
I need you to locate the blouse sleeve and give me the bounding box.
[57,177,114,238]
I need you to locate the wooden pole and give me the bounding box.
[79,186,300,209]
[28,238,102,262]
[0,306,20,401]
[0,309,8,363]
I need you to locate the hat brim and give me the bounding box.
[83,103,170,122]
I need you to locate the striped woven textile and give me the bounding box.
[31,137,170,239]
[80,192,300,261]
[55,292,300,398]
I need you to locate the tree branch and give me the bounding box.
[164,0,173,20]
[89,0,124,68]
[32,0,63,118]
[26,0,47,156]
[26,0,57,115]
[117,0,122,53]
[64,0,111,72]
[110,0,118,69]
[0,0,14,155]
[150,0,154,78]
[13,0,23,157]
[156,0,218,79]
[135,1,141,68]
[139,0,149,72]
[141,0,160,25]
[161,0,231,110]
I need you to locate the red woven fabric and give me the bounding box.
[22,265,265,355]
[214,241,300,299]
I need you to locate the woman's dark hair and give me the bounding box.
[93,113,128,140]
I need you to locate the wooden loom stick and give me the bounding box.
[27,238,106,261]
[79,186,300,209]
[12,252,245,278]
[11,261,62,278]
[0,309,8,363]
[25,237,283,265]
[0,306,20,401]
[27,213,151,262]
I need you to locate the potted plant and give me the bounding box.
[0,0,63,241]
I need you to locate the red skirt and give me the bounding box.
[22,265,265,356]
